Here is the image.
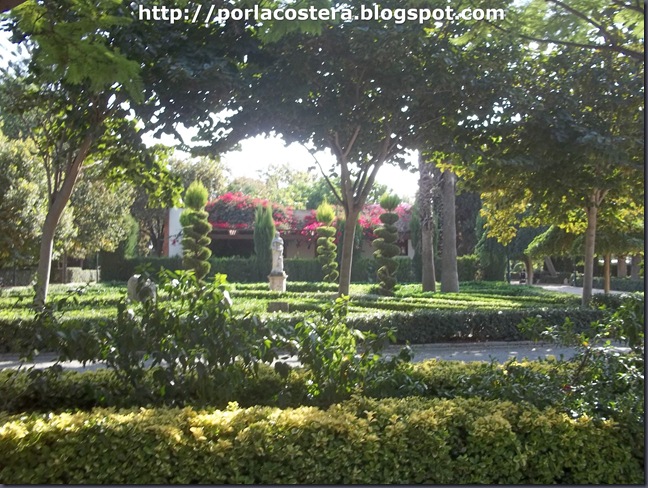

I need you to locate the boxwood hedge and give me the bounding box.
[0,396,643,484]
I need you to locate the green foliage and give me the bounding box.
[315,200,338,283]
[520,293,644,427]
[0,397,643,484]
[0,136,46,268]
[180,181,211,281]
[183,179,208,210]
[409,203,423,281]
[475,215,507,281]
[372,195,401,295]
[67,174,136,259]
[94,269,280,405]
[291,296,422,402]
[253,205,275,280]
[379,192,401,212]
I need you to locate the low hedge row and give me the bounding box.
[347,307,604,343]
[0,306,604,354]
[0,396,643,484]
[575,276,644,293]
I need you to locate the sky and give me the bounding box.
[0,30,419,201]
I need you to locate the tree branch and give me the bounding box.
[301,143,343,204]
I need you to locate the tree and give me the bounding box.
[509,0,644,62]
[0,135,46,269]
[439,169,459,292]
[180,181,212,281]
[202,0,484,295]
[169,155,227,201]
[1,0,255,303]
[67,173,136,261]
[253,204,275,280]
[315,200,338,283]
[463,43,643,305]
[416,154,438,292]
[372,193,401,296]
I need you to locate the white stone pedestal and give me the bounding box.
[268,272,287,292]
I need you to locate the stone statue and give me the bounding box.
[271,231,284,274]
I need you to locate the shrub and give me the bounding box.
[209,256,257,283]
[289,296,422,402]
[99,256,183,282]
[0,398,643,484]
[315,201,339,283]
[575,276,644,292]
[372,193,401,295]
[180,181,212,281]
[93,270,282,405]
[457,254,480,281]
[284,259,324,282]
[253,205,276,280]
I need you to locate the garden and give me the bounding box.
[0,270,645,483]
[0,0,645,484]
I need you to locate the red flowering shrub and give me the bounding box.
[206,192,293,231]
[204,194,412,240]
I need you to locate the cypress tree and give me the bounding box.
[180,180,212,281]
[316,200,339,283]
[253,204,276,280]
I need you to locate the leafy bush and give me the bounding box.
[288,296,423,402]
[372,193,401,295]
[92,270,282,405]
[575,276,644,292]
[209,256,257,283]
[520,293,644,429]
[284,258,324,282]
[180,181,212,281]
[99,256,183,282]
[0,398,643,484]
[253,204,276,280]
[457,254,480,281]
[315,201,339,283]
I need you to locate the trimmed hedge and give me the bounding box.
[347,307,604,343]
[0,397,643,484]
[575,276,644,293]
[0,306,605,355]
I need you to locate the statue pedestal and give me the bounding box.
[268,271,287,292]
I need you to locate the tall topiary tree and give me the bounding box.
[253,204,275,281]
[316,200,339,283]
[180,180,211,281]
[373,193,401,295]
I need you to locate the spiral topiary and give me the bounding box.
[315,200,339,283]
[180,180,212,281]
[372,193,401,295]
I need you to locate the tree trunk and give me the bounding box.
[417,154,437,292]
[617,255,627,278]
[34,134,94,306]
[524,255,534,287]
[421,226,436,292]
[61,253,68,284]
[338,209,360,296]
[544,256,557,277]
[440,169,459,293]
[630,254,641,280]
[582,204,598,307]
[603,253,611,294]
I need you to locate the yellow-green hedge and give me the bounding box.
[0,397,643,484]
